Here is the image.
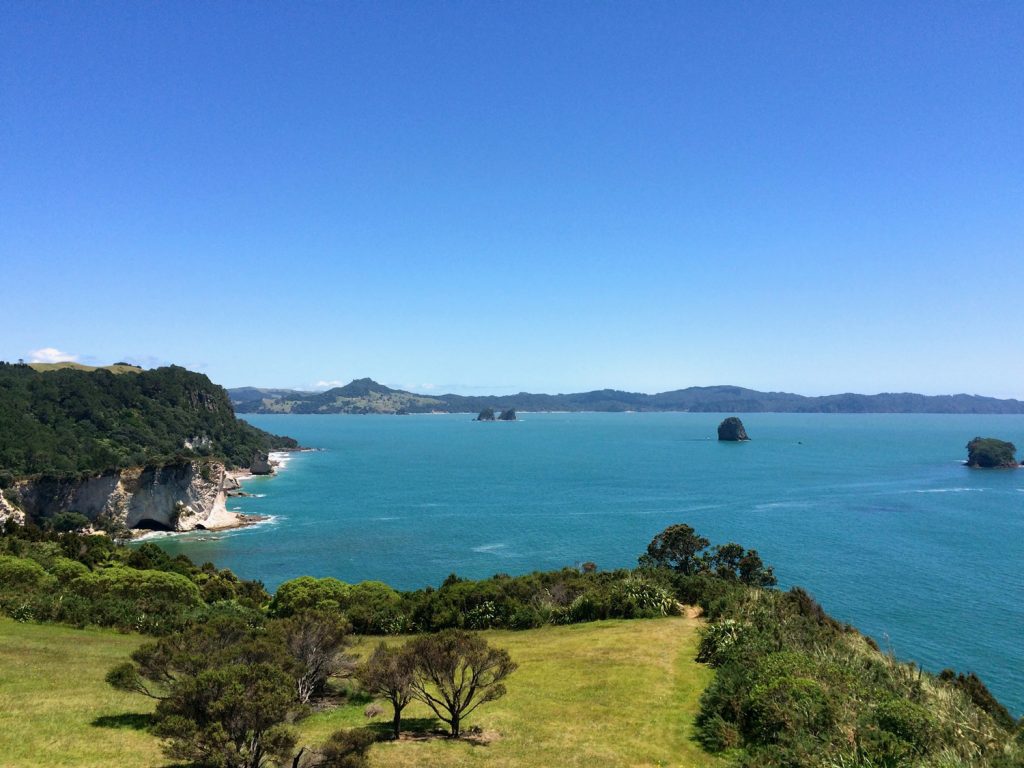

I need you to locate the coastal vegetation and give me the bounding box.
[229,379,1024,415]
[1,521,1020,766]
[0,362,296,480]
[0,615,716,768]
[966,437,1019,468]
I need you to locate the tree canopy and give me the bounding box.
[0,362,295,478]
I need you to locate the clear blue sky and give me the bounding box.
[3,2,1022,397]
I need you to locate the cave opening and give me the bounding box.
[132,518,173,531]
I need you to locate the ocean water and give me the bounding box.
[152,412,1024,715]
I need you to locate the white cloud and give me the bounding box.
[29,347,79,364]
[314,380,346,390]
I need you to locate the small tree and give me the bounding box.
[153,662,297,768]
[640,523,710,575]
[357,642,416,739]
[273,610,353,704]
[407,629,516,737]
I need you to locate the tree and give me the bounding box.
[704,543,777,587]
[357,642,416,739]
[407,629,517,737]
[737,549,777,587]
[153,661,298,768]
[640,523,710,575]
[107,617,306,768]
[273,610,353,704]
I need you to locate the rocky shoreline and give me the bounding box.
[145,449,310,536]
[0,449,312,536]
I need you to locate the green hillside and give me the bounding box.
[0,362,296,478]
[230,379,1024,415]
[0,616,718,768]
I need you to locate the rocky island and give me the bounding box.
[717,416,750,441]
[965,437,1019,468]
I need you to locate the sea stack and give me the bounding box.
[476,408,496,421]
[498,409,517,421]
[717,416,750,441]
[965,437,1018,468]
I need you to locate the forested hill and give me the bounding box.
[229,379,1024,415]
[0,362,296,479]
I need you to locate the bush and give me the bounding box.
[49,511,91,532]
[866,698,938,756]
[270,576,350,617]
[0,555,56,594]
[742,675,833,745]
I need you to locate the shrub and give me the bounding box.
[0,555,56,594]
[742,675,833,745]
[270,576,350,617]
[868,698,938,756]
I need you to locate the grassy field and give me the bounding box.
[27,362,142,374]
[0,616,720,768]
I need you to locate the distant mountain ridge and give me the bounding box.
[229,379,1024,415]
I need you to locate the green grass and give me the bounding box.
[0,619,162,768]
[0,616,720,768]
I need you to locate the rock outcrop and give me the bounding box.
[718,416,750,441]
[965,437,1018,468]
[250,452,273,475]
[476,408,496,421]
[3,461,239,532]
[498,409,517,421]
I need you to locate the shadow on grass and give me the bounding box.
[366,718,493,747]
[91,712,154,730]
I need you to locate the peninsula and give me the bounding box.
[229,379,1024,415]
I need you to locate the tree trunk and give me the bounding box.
[392,708,401,740]
[451,713,460,738]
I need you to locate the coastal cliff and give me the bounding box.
[0,460,252,532]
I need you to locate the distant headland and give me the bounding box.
[228,378,1024,415]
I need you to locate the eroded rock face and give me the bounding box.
[0,492,25,526]
[476,408,496,421]
[498,409,517,421]
[250,452,273,475]
[9,461,232,531]
[717,417,750,441]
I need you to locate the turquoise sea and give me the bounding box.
[153,413,1024,715]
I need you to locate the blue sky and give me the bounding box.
[2,2,1022,397]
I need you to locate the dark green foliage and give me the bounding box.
[48,511,91,532]
[0,362,296,478]
[966,436,1019,468]
[153,662,298,768]
[476,408,495,421]
[406,629,517,737]
[692,580,1020,766]
[0,525,269,632]
[640,523,710,575]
